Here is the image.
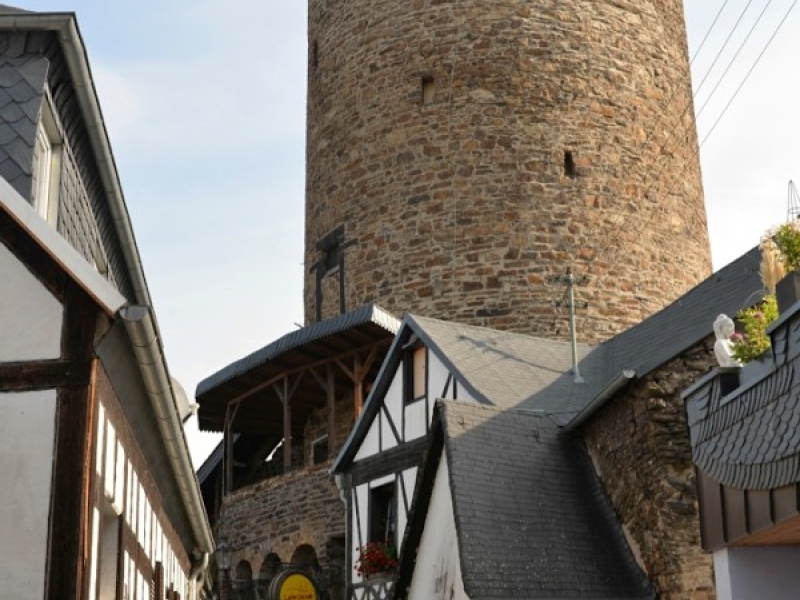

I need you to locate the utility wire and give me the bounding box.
[692,0,755,99]
[690,0,733,65]
[695,0,776,119]
[586,0,800,312]
[700,0,799,147]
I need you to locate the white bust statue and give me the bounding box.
[713,314,741,368]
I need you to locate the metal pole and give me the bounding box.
[567,268,584,383]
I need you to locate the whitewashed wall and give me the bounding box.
[354,348,456,462]
[406,456,468,600]
[0,242,62,361]
[714,546,800,600]
[0,391,57,600]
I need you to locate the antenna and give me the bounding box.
[548,268,587,383]
[788,180,800,221]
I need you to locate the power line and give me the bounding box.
[588,0,798,285]
[695,0,777,119]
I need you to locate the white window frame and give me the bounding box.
[31,94,62,224]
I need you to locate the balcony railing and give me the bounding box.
[349,576,394,600]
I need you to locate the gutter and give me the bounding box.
[121,305,214,555]
[563,370,636,433]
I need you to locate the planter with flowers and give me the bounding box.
[354,542,398,580]
[726,222,800,367]
[772,222,800,312]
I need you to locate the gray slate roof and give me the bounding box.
[409,313,598,413]
[334,247,764,470]
[399,401,654,600]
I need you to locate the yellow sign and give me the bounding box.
[278,573,318,600]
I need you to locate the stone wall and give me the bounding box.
[219,395,358,598]
[304,0,711,342]
[221,463,344,587]
[581,338,716,600]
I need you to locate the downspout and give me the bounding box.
[121,305,214,556]
[189,552,209,600]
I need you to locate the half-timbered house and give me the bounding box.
[331,249,768,600]
[0,6,213,599]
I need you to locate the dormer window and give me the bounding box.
[31,96,62,224]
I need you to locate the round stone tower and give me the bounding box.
[304,0,711,342]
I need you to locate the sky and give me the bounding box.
[13,1,800,466]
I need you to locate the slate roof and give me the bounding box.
[397,400,654,600]
[334,250,765,470]
[408,313,599,412]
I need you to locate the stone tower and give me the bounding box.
[304,0,711,342]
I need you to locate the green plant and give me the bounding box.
[730,295,778,363]
[771,222,800,273]
[354,542,398,578]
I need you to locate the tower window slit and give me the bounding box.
[564,151,577,179]
[421,75,434,105]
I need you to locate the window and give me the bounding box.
[404,345,426,403]
[316,225,344,275]
[369,482,396,545]
[421,75,435,105]
[30,96,62,224]
[311,435,328,465]
[563,150,577,179]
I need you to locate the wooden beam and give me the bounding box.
[224,404,233,496]
[0,359,92,390]
[283,378,292,471]
[218,339,390,416]
[354,354,364,416]
[327,364,336,456]
[46,287,96,600]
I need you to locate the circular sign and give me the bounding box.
[268,569,320,600]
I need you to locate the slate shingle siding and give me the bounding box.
[0,30,134,300]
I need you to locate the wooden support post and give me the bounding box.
[224,405,232,496]
[327,364,336,456]
[282,377,292,471]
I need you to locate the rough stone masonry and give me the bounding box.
[304,0,711,343]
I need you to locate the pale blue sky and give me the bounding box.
[13,1,800,465]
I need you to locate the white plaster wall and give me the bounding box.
[0,390,57,599]
[427,356,451,401]
[714,546,800,600]
[407,455,469,600]
[396,467,417,553]
[352,483,371,582]
[357,364,402,460]
[382,376,402,451]
[0,242,62,360]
